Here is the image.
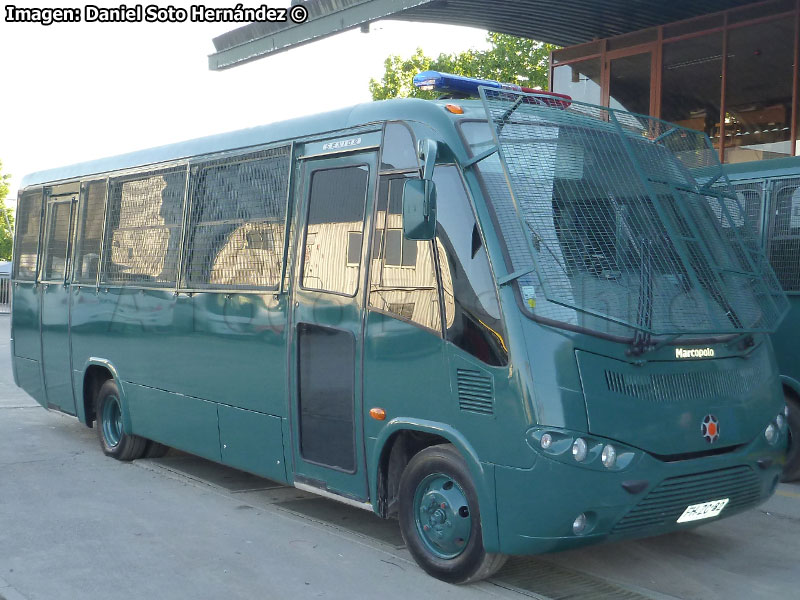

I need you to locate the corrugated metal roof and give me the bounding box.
[209,0,759,70]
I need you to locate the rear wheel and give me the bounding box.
[95,379,147,461]
[781,393,800,482]
[398,444,507,583]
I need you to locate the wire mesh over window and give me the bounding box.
[729,181,766,238]
[41,201,73,282]
[184,146,290,290]
[102,167,186,286]
[767,177,800,292]
[478,87,788,337]
[13,190,42,280]
[74,181,107,284]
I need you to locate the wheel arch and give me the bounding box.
[79,358,132,433]
[780,375,800,400]
[370,418,500,553]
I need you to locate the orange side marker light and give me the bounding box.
[369,408,386,421]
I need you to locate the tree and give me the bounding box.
[0,160,14,261]
[369,33,558,101]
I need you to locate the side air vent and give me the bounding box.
[604,368,762,402]
[457,369,494,415]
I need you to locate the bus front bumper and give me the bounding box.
[492,433,786,555]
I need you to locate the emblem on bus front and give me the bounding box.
[675,347,715,359]
[701,415,720,443]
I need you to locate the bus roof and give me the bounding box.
[20,98,474,189]
[722,155,800,181]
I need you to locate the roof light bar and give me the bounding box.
[413,70,571,108]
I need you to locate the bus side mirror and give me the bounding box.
[419,138,438,181]
[403,179,437,241]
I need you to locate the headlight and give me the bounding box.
[601,444,617,468]
[765,423,778,445]
[526,428,639,471]
[572,438,588,462]
[776,414,786,432]
[572,513,587,534]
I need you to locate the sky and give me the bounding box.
[0,0,489,205]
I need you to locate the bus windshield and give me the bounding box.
[462,89,789,341]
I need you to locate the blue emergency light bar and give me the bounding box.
[413,70,571,107]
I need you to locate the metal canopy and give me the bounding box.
[209,0,759,70]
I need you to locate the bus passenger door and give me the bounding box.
[39,190,78,414]
[289,150,377,502]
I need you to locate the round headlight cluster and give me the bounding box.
[571,438,588,462]
[530,429,635,471]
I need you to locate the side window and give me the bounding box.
[435,165,508,365]
[74,181,107,284]
[102,167,186,286]
[302,165,369,295]
[767,177,800,291]
[184,147,290,289]
[41,200,74,282]
[13,190,42,280]
[369,174,441,331]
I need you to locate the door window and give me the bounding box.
[301,165,369,296]
[41,200,74,282]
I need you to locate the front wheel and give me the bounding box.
[781,393,800,482]
[95,379,147,461]
[398,444,507,583]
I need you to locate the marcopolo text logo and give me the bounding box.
[675,347,715,359]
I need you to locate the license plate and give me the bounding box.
[677,498,729,523]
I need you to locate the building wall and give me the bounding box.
[550,0,800,163]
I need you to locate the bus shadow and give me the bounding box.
[141,452,663,598]
[142,451,405,548]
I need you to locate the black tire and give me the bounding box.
[781,393,800,482]
[398,444,507,583]
[143,440,170,459]
[95,379,147,461]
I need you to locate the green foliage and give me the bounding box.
[369,33,558,101]
[0,160,14,261]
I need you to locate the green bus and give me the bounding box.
[10,80,791,583]
[723,156,800,481]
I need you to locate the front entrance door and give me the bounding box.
[40,190,77,413]
[289,150,377,502]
